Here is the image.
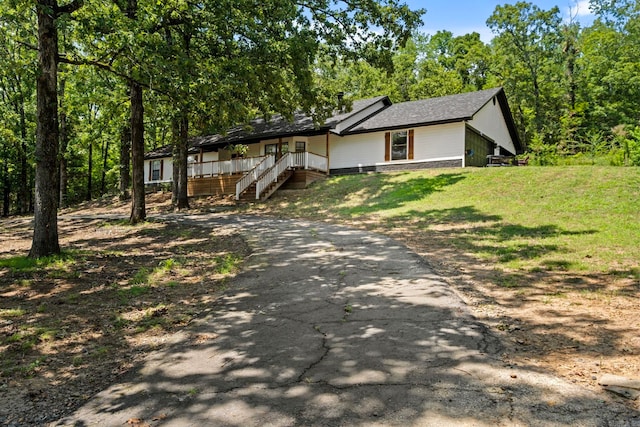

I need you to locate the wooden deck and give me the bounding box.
[187,174,241,197]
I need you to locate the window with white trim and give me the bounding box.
[151,160,161,181]
[391,131,408,160]
[295,141,305,152]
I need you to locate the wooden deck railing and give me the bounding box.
[253,152,328,200]
[188,155,267,178]
[255,153,292,200]
[293,151,328,171]
[235,155,275,200]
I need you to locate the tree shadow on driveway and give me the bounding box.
[61,216,639,426]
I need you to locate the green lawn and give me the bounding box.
[265,166,640,276]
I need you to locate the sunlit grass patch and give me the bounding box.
[129,267,150,285]
[262,166,640,275]
[0,307,26,317]
[213,254,242,274]
[0,251,87,283]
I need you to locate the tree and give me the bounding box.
[30,0,80,257]
[578,6,640,134]
[0,11,37,215]
[487,2,563,146]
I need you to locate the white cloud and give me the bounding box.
[568,0,593,18]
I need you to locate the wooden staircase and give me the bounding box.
[235,151,328,202]
[237,168,293,202]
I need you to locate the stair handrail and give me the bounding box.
[235,154,275,200]
[255,152,293,200]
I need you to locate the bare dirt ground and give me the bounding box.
[0,191,638,425]
[0,193,249,425]
[396,229,640,396]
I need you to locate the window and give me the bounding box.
[391,131,408,160]
[295,141,306,152]
[266,142,289,156]
[151,160,161,181]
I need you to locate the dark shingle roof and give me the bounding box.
[145,143,201,159]
[347,88,504,133]
[144,89,523,158]
[196,96,390,148]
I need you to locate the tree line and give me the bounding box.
[317,0,640,166]
[0,0,639,257]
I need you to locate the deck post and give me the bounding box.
[325,131,330,175]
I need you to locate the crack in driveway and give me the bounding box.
[57,213,640,426]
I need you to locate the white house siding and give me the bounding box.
[413,123,465,160]
[330,123,465,171]
[330,132,385,170]
[468,99,517,155]
[144,151,221,184]
[307,135,328,156]
[248,136,329,157]
[144,157,173,184]
[246,143,262,157]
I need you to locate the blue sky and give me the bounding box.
[407,0,595,41]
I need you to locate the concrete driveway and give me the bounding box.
[57,214,639,426]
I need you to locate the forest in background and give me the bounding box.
[1,0,640,217]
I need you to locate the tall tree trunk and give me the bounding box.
[30,0,60,258]
[86,140,92,200]
[126,0,145,224]
[2,158,9,217]
[176,112,189,209]
[119,124,131,200]
[101,139,109,196]
[129,80,145,223]
[171,116,179,205]
[18,93,28,214]
[175,31,191,210]
[59,78,68,208]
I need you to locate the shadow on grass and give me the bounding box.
[329,172,466,216]
[387,206,598,267]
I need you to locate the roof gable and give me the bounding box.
[347,88,504,134]
[144,88,523,159]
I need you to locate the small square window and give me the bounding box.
[295,141,305,152]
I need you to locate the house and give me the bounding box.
[144,87,521,200]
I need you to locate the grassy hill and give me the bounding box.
[264,166,640,277]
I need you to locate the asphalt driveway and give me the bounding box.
[57,214,639,426]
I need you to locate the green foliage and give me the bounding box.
[622,126,640,166]
[157,258,175,272]
[129,268,150,285]
[0,252,76,273]
[0,307,26,317]
[3,0,640,220]
[213,254,241,274]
